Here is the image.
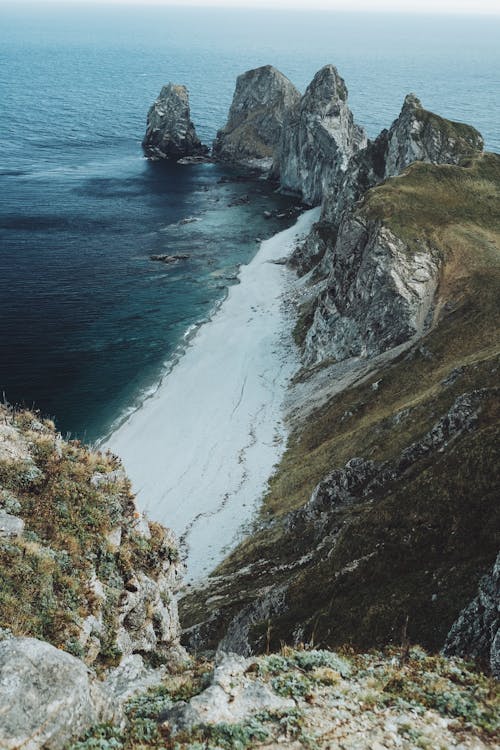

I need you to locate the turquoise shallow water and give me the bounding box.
[0,3,499,441]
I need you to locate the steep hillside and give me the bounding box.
[180,154,500,671]
[0,407,183,668]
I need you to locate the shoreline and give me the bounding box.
[105,208,320,582]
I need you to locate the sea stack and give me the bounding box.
[213,65,301,170]
[142,83,208,161]
[275,65,367,206]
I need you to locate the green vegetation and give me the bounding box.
[181,153,500,659]
[68,648,499,749]
[412,106,484,161]
[0,407,170,665]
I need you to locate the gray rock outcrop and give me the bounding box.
[0,637,113,750]
[302,215,439,366]
[0,509,24,538]
[161,652,294,733]
[143,83,208,161]
[444,552,500,678]
[321,93,484,230]
[213,65,300,169]
[275,65,366,206]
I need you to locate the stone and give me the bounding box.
[104,653,168,706]
[213,65,300,169]
[275,65,366,206]
[0,510,24,538]
[0,637,113,750]
[161,652,294,732]
[142,83,208,161]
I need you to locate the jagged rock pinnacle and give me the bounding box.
[213,65,300,169]
[142,83,208,161]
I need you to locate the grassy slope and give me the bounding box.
[0,409,175,665]
[180,153,500,656]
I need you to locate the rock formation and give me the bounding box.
[143,83,208,161]
[301,203,439,367]
[0,637,114,750]
[274,65,367,206]
[213,65,300,169]
[290,95,485,292]
[444,552,500,678]
[319,93,484,232]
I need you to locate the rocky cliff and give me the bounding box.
[0,406,184,666]
[142,83,208,161]
[444,552,500,677]
[0,406,187,748]
[324,93,485,227]
[180,153,500,666]
[274,65,367,206]
[301,213,439,366]
[294,94,485,276]
[213,65,300,170]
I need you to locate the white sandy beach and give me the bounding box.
[106,208,319,582]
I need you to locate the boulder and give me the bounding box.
[0,510,24,538]
[275,65,367,206]
[143,83,208,161]
[161,652,294,733]
[213,65,300,169]
[0,637,113,750]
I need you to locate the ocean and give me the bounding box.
[1,2,499,442]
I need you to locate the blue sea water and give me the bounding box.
[0,3,499,442]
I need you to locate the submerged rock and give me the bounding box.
[150,253,190,263]
[213,65,300,170]
[143,83,208,161]
[275,65,367,206]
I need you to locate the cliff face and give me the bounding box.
[444,552,500,678]
[142,83,208,161]
[320,93,485,230]
[0,407,183,667]
[180,153,500,661]
[213,65,300,169]
[275,65,367,206]
[302,214,439,366]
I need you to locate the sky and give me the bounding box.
[2,0,499,13]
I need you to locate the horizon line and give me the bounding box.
[1,0,500,16]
